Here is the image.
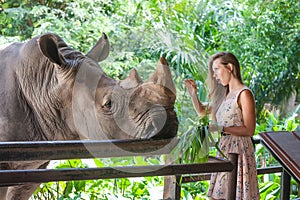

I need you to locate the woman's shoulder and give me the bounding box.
[236,86,255,104]
[237,86,253,96]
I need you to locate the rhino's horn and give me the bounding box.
[86,33,110,62]
[119,68,143,89]
[147,57,176,95]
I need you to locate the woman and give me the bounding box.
[184,52,260,200]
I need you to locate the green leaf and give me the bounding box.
[74,180,86,192]
[63,181,73,197]
[93,158,105,167]
[171,114,225,164]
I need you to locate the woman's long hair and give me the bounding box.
[207,52,243,119]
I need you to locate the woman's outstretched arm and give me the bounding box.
[184,79,210,116]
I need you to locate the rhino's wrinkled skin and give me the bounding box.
[0,33,178,200]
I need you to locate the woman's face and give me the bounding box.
[212,58,231,86]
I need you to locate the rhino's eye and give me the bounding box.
[103,100,112,110]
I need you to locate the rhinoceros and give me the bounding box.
[0,33,178,200]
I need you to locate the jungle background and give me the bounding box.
[0,0,300,199]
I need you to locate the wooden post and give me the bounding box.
[163,154,180,200]
[163,175,181,200]
[227,153,238,200]
[280,169,291,200]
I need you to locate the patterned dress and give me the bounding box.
[207,86,260,200]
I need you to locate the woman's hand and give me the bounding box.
[208,124,221,133]
[184,79,198,96]
[184,79,209,116]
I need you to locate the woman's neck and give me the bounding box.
[228,79,243,93]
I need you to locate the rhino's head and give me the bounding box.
[38,33,178,140]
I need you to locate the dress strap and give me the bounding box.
[234,86,252,101]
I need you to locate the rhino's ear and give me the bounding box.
[38,34,66,66]
[86,33,110,62]
[119,68,143,89]
[147,57,176,95]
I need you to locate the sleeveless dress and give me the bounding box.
[207,86,260,200]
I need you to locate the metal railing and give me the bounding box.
[0,138,239,200]
[0,137,289,199]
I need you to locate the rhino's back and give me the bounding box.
[0,42,23,72]
[0,42,24,94]
[0,41,38,141]
[0,38,42,92]
[0,36,77,142]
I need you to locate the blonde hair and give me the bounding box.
[207,52,243,119]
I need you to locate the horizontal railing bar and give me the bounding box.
[0,158,235,186]
[0,137,262,162]
[181,166,283,183]
[0,138,178,161]
[257,166,283,175]
[181,173,211,183]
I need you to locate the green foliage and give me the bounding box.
[32,157,165,199]
[217,0,300,117]
[171,114,226,164]
[148,0,211,81]
[255,104,300,134]
[171,117,210,164]
[1,0,299,118]
[1,0,300,199]
[259,176,281,200]
[181,181,210,200]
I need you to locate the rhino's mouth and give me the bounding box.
[152,113,178,139]
[141,121,157,139]
[134,105,177,139]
